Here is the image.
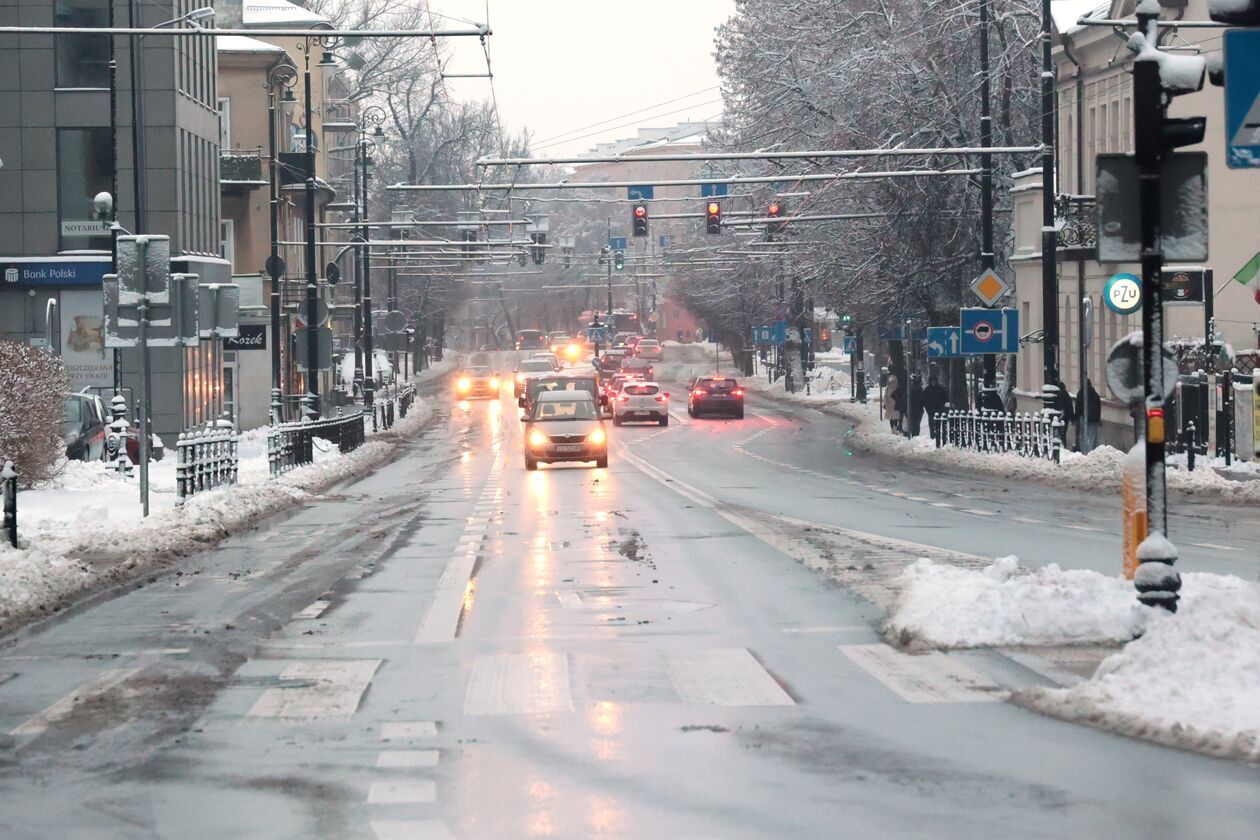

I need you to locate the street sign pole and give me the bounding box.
[137,238,151,517]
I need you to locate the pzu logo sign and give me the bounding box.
[1104,273,1142,315]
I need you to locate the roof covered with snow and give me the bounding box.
[242,0,329,27]
[217,35,287,54]
[1052,0,1110,36]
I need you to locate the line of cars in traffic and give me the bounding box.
[454,336,746,469]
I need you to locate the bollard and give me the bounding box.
[1185,422,1196,472]
[2,460,16,548]
[1122,441,1147,580]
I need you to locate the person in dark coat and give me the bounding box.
[1076,380,1101,453]
[1052,379,1075,443]
[921,374,949,438]
[907,376,925,437]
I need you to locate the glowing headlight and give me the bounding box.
[528,430,549,448]
[587,428,606,446]
[565,344,580,359]
[516,373,526,383]
[457,377,471,392]
[490,377,500,389]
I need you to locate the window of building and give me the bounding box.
[56,127,114,252]
[55,0,111,88]
[218,97,232,150]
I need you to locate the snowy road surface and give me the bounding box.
[0,349,1257,839]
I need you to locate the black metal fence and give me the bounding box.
[175,427,240,503]
[933,409,1063,462]
[2,460,15,547]
[268,411,367,477]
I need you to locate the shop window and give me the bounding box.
[55,0,111,89]
[57,127,114,252]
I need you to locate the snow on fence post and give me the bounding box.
[176,426,240,504]
[2,460,16,548]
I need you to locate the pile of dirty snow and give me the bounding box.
[1019,573,1260,763]
[885,557,1146,648]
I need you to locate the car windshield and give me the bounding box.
[700,378,737,391]
[639,340,659,347]
[519,360,553,372]
[624,383,659,395]
[623,359,650,369]
[534,378,597,396]
[466,367,492,377]
[532,398,597,421]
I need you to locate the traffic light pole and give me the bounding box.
[1039,0,1061,423]
[1132,6,1179,611]
[978,0,999,409]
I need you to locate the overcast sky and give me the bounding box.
[430,0,735,156]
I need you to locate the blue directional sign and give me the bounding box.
[842,335,858,354]
[1224,29,1260,168]
[628,185,655,201]
[959,308,1019,355]
[926,326,963,359]
[700,183,730,198]
[608,236,627,252]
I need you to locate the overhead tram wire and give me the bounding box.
[528,85,721,147]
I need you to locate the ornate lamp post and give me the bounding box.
[265,61,298,423]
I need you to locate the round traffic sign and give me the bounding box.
[264,255,285,278]
[384,310,406,333]
[971,320,995,343]
[1104,273,1142,315]
[325,262,341,285]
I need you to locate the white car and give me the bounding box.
[635,339,663,361]
[612,380,669,426]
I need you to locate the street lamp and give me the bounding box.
[265,61,298,424]
[355,104,386,411]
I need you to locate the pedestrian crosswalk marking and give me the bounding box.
[1188,542,1243,552]
[376,749,440,768]
[367,779,437,804]
[247,660,380,720]
[665,648,794,707]
[840,645,1006,703]
[380,721,437,739]
[10,668,143,736]
[464,652,575,716]
[372,821,454,840]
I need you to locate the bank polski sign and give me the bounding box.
[1104,273,1142,315]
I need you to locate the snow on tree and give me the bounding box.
[0,341,70,486]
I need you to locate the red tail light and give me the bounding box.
[654,394,667,402]
[733,389,744,397]
[617,394,631,402]
[692,389,707,397]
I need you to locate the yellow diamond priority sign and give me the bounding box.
[970,268,1010,307]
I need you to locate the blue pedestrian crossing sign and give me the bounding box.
[926,326,963,358]
[1225,30,1260,168]
[842,335,858,354]
[959,308,1019,355]
[586,325,610,342]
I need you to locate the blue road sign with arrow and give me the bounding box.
[1225,29,1260,169]
[628,185,655,201]
[959,308,1019,355]
[926,326,963,358]
[700,183,730,197]
[608,236,627,251]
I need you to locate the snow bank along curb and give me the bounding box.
[744,369,1260,506]
[0,389,443,638]
[883,557,1146,649]
[885,557,1260,764]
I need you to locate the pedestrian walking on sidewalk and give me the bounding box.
[922,374,948,439]
[883,374,903,433]
[1076,380,1101,453]
[1052,379,1075,444]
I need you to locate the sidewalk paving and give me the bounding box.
[0,360,454,637]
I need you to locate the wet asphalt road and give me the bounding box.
[0,348,1257,839]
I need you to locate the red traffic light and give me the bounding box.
[632,203,649,236]
[767,202,781,217]
[634,205,647,218]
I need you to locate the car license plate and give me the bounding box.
[555,444,583,453]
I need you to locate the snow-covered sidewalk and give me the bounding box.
[884,557,1260,763]
[742,362,1260,506]
[0,362,453,635]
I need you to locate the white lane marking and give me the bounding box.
[376,749,440,769]
[414,553,478,643]
[1188,542,1243,552]
[667,405,691,425]
[380,721,437,740]
[961,509,998,517]
[1002,651,1087,688]
[665,648,794,707]
[929,502,955,508]
[905,496,929,502]
[555,591,583,608]
[1013,516,1045,525]
[10,668,142,736]
[463,652,575,716]
[781,625,870,634]
[1062,524,1102,532]
[840,645,1006,703]
[367,779,437,804]
[372,820,454,840]
[247,660,380,720]
[293,600,331,620]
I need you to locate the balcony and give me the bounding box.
[1055,194,1097,261]
[220,148,266,190]
[323,99,357,133]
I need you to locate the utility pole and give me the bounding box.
[978,0,999,410]
[606,218,614,317]
[1040,0,1061,421]
[301,51,320,420]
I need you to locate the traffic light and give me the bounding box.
[461,229,476,255]
[632,203,648,237]
[530,232,546,265]
[705,201,722,234]
[767,200,787,235]
[599,245,610,266]
[1209,0,1260,26]
[614,250,625,271]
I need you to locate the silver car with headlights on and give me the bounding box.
[523,391,608,470]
